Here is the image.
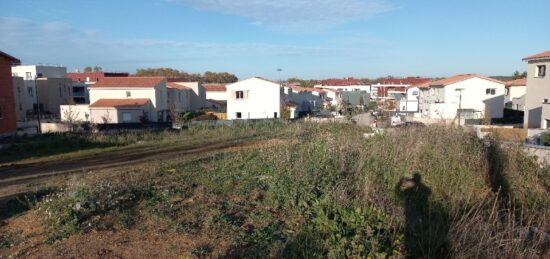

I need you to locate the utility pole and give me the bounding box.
[35,75,42,134]
[277,68,282,87]
[455,88,464,126]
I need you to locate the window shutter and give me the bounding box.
[244,90,249,99]
[231,91,236,100]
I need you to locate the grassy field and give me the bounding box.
[0,121,289,166]
[1,122,549,258]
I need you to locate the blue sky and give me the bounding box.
[1,0,549,80]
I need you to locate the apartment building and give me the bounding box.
[0,51,20,137]
[522,50,550,128]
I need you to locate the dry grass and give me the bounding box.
[1,122,549,258]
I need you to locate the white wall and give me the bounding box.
[421,77,505,120]
[206,91,227,101]
[227,78,281,120]
[443,77,505,119]
[89,84,167,122]
[12,65,67,79]
[60,105,91,122]
[399,87,420,112]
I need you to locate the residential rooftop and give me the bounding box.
[523,50,550,61]
[89,98,151,108]
[90,77,165,88]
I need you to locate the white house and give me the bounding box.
[398,86,421,113]
[323,89,341,107]
[203,84,227,101]
[88,77,168,123]
[504,78,526,111]
[418,74,505,121]
[226,77,282,120]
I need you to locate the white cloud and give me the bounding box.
[0,16,370,74]
[170,0,393,31]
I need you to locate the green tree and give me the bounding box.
[202,71,238,83]
[93,65,102,72]
[512,70,527,80]
[83,66,93,72]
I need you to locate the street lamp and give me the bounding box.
[455,88,465,125]
[35,74,44,133]
[277,68,282,87]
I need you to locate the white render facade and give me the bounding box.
[505,83,526,111]
[420,77,505,120]
[399,87,420,113]
[226,77,282,120]
[206,90,227,101]
[89,84,168,122]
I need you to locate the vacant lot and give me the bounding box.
[1,122,549,258]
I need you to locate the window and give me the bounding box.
[126,91,131,97]
[544,99,549,104]
[86,77,90,82]
[546,120,550,129]
[122,112,132,122]
[77,78,81,82]
[17,87,20,93]
[236,91,244,99]
[486,88,496,95]
[59,88,62,98]
[412,91,419,96]
[236,112,242,119]
[274,112,278,118]
[25,72,32,80]
[0,105,3,118]
[27,87,33,97]
[537,65,546,77]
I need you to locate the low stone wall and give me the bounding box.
[41,123,70,133]
[524,144,550,165]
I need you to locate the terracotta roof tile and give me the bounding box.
[523,50,550,61]
[89,98,150,108]
[320,78,361,86]
[376,77,431,85]
[203,84,226,92]
[90,77,165,88]
[428,74,504,87]
[504,78,527,87]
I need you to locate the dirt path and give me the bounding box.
[0,138,277,199]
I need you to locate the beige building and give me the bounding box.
[167,82,192,113]
[11,65,72,117]
[89,99,153,124]
[523,50,550,128]
[88,77,168,123]
[36,77,72,115]
[504,78,526,111]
